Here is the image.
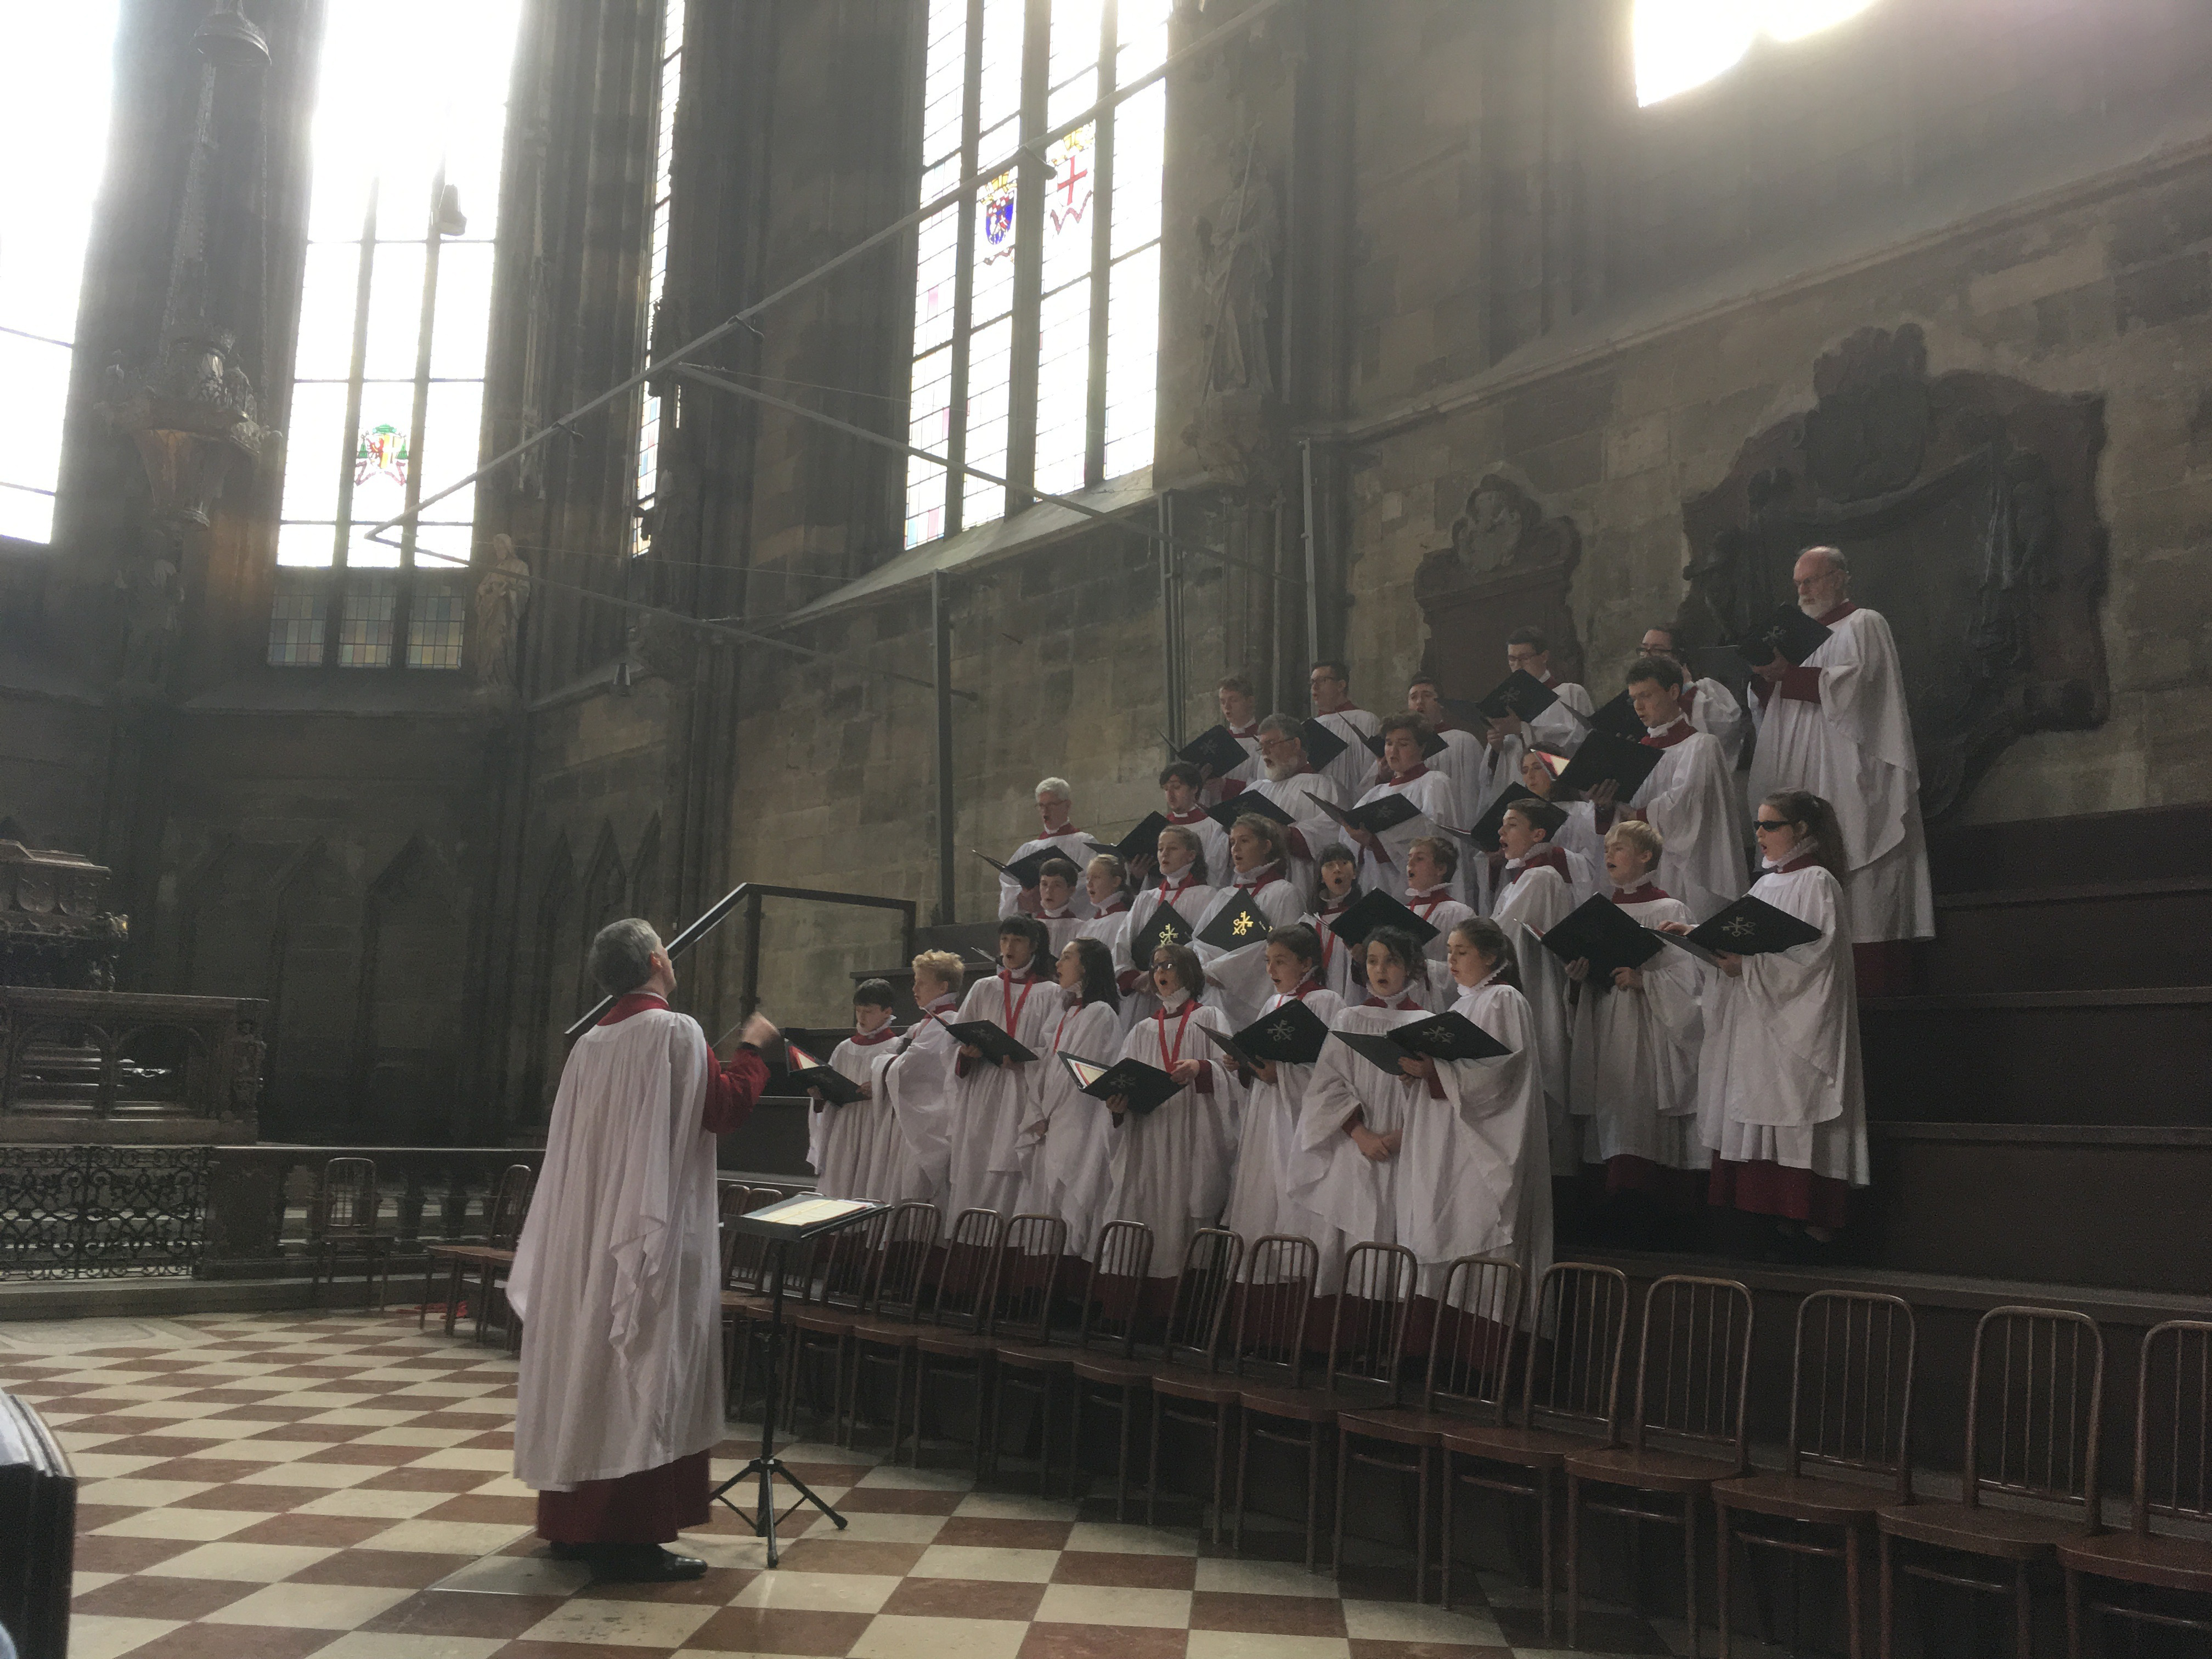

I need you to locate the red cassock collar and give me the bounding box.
[1362,992,1423,1010]
[850,1025,898,1046]
[1641,717,1696,750]
[1773,852,1824,874]
[1165,807,1209,825]
[1610,884,1667,905]
[1816,601,1858,627]
[599,992,669,1025]
[1508,844,1570,882]
[1387,765,1430,786]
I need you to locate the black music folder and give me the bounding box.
[1538,895,1667,989]
[782,1039,865,1105]
[1315,792,1424,837]
[943,1020,1039,1064]
[1553,730,1666,799]
[1197,889,1273,952]
[1658,894,1824,964]
[1324,888,1441,949]
[1729,605,1832,670]
[1061,1054,1182,1116]
[1203,998,1333,1068]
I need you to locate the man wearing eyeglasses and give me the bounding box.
[1743,545,1934,994]
[1241,713,1346,895]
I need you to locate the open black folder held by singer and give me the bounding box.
[943,1020,1039,1065]
[1552,729,1666,799]
[1205,789,1293,833]
[1200,998,1332,1069]
[973,845,1068,890]
[1728,605,1833,670]
[1656,894,1824,966]
[782,1039,865,1105]
[1333,1011,1513,1077]
[1314,791,1424,838]
[1089,812,1169,866]
[1476,668,1589,727]
[1163,724,1251,780]
[1538,895,1668,990]
[1060,1054,1182,1116]
[1324,888,1440,950]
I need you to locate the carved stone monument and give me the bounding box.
[1413,467,1588,701]
[1677,324,2109,818]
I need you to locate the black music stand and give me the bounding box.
[709,1193,887,1566]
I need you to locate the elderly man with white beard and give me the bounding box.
[1240,713,1346,894]
[1745,546,1934,994]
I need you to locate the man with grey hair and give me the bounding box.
[996,776,1097,920]
[1746,545,1934,991]
[1241,712,1346,893]
[509,918,777,1581]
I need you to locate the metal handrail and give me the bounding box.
[563,882,916,1039]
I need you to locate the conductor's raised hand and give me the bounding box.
[739,1013,780,1049]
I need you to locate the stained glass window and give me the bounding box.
[633,0,686,553]
[1634,0,1880,106]
[0,2,119,544]
[904,0,1169,549]
[270,1,522,666]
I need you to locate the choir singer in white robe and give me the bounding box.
[1307,659,1386,804]
[1641,624,1748,771]
[945,915,1059,1216]
[997,777,1099,920]
[1488,799,1578,1184]
[1220,926,1347,1270]
[865,952,964,1205]
[804,979,900,1199]
[1477,625,1594,810]
[1622,656,1749,923]
[1393,917,1553,1300]
[1195,814,1308,1026]
[1745,546,1934,994]
[1674,789,1869,1244]
[1562,822,1707,1216]
[510,919,775,1582]
[1348,715,1457,897]
[1243,714,1346,894]
[1100,944,1239,1283]
[1020,937,1124,1252]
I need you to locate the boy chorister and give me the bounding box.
[1034,859,1088,957]
[806,979,901,1200]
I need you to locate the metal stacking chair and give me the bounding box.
[833,1201,939,1446]
[846,1207,1004,1464]
[911,1213,1065,1471]
[2058,1318,2212,1656]
[1070,1224,1241,1521]
[1335,1253,1525,1603]
[1148,1232,1317,1548]
[783,1203,900,1432]
[1232,1240,1419,1572]
[1877,1305,2104,1659]
[991,1219,1154,1495]
[1565,1274,1756,1658]
[308,1156,384,1307]
[1714,1290,1915,1659]
[419,1163,535,1342]
[1439,1261,1631,1633]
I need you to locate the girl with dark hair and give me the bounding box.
[806,978,899,1200]
[1287,926,1434,1279]
[1222,924,1348,1281]
[943,915,1057,1218]
[1097,943,1238,1277]
[1383,916,1552,1297]
[1306,843,1362,1001]
[1197,814,1309,1025]
[1022,936,1126,1256]
[1674,788,1866,1243]
[1348,714,1457,895]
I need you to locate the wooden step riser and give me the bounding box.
[1861,1000,2212,1126]
[1923,890,2212,991]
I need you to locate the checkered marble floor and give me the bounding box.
[1,1309,1792,1659]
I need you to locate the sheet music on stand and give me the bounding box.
[714,1193,888,1564]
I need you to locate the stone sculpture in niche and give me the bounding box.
[473,534,531,692]
[1677,324,2109,820]
[1182,130,1283,488]
[1414,466,1587,697]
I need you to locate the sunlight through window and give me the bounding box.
[1635,0,1880,106]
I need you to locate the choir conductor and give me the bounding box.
[509,918,778,1581]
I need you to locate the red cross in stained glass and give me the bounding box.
[1055,153,1088,213]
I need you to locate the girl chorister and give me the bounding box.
[1099,944,1239,1278]
[1196,815,1310,1027]
[1306,843,1363,1002]
[1564,821,1708,1214]
[1403,836,1476,1009]
[1688,789,1868,1244]
[1021,936,1124,1256]
[1220,926,1347,1279]
[1391,918,1552,1297]
[943,916,1058,1218]
[1118,825,1215,1028]
[1290,927,1434,1278]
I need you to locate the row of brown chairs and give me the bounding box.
[416,1163,537,1348]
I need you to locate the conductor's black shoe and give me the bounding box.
[545,1542,592,1561]
[591,1544,709,1582]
